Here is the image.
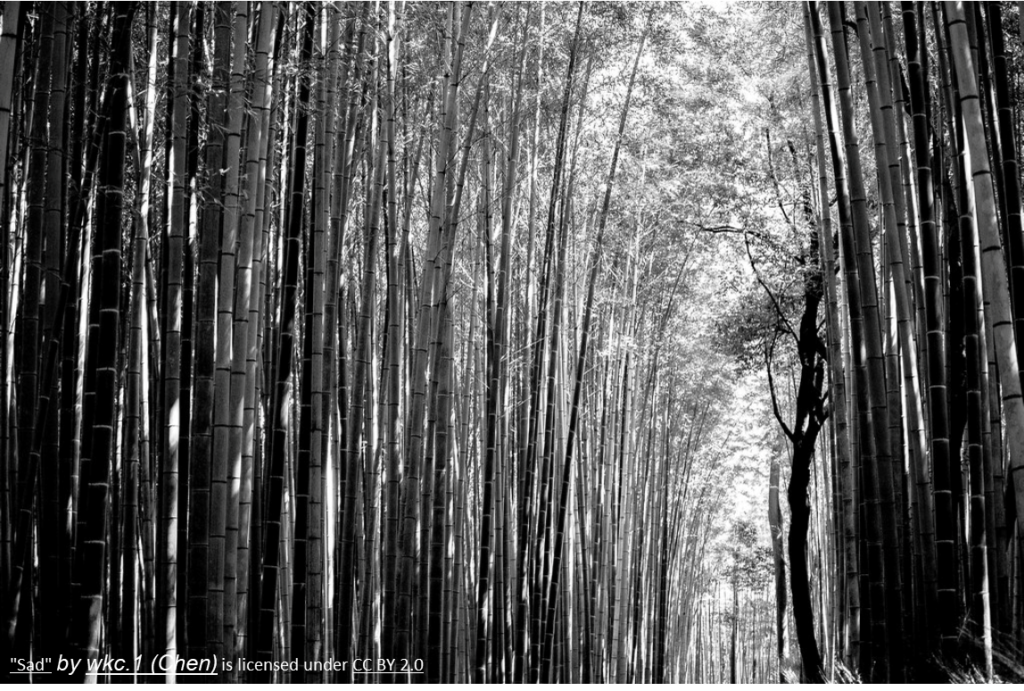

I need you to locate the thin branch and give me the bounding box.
[686,222,748,235]
[765,336,795,441]
[765,127,793,229]
[744,228,797,341]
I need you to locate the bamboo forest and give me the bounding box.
[8,0,1024,684]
